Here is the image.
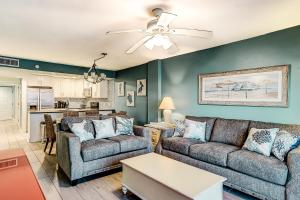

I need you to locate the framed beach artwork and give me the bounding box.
[116,82,125,96]
[137,79,146,96]
[126,91,135,107]
[199,65,289,107]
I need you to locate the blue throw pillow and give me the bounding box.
[272,130,300,161]
[115,116,134,135]
[173,119,185,137]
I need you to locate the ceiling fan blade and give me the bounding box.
[169,28,213,38]
[106,29,145,35]
[167,39,179,54]
[126,36,153,54]
[157,12,177,27]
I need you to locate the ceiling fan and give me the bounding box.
[106,8,213,54]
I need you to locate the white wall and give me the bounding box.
[0,77,21,123]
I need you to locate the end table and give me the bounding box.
[144,122,176,150]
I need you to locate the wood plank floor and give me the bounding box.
[0,120,256,200]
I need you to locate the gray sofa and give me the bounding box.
[155,116,300,200]
[56,116,152,185]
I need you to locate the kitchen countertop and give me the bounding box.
[29,108,115,114]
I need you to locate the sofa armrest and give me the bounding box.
[56,131,83,181]
[155,128,175,154]
[287,146,300,177]
[286,146,300,200]
[133,125,152,152]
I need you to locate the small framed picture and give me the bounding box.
[126,91,135,107]
[137,79,146,96]
[116,82,125,96]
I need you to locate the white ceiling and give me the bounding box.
[0,0,299,71]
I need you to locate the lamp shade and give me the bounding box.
[159,97,175,110]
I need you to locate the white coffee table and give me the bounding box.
[121,153,226,200]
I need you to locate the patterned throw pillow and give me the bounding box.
[173,119,185,137]
[69,120,95,142]
[271,130,300,161]
[242,128,279,156]
[61,116,99,131]
[116,116,134,135]
[93,118,116,139]
[183,119,206,141]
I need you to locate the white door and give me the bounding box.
[0,86,14,120]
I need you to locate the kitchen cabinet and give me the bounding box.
[91,80,108,98]
[28,74,107,99]
[92,84,100,98]
[74,79,84,98]
[84,80,92,89]
[99,80,108,98]
[60,78,74,97]
[52,77,62,98]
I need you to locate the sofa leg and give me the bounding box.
[71,179,78,186]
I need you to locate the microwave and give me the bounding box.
[90,102,99,109]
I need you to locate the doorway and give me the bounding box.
[0,86,14,120]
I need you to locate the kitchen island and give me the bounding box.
[28,108,115,142]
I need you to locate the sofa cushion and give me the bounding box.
[186,116,216,141]
[189,142,239,167]
[228,149,288,185]
[108,135,148,153]
[162,137,203,155]
[81,139,120,162]
[210,118,250,147]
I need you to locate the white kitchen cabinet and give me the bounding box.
[60,79,75,97]
[52,77,62,98]
[99,80,108,98]
[74,79,84,98]
[91,80,108,98]
[27,75,52,87]
[92,84,100,98]
[84,80,92,88]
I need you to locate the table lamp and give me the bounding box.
[159,97,175,123]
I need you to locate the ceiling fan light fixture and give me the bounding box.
[144,40,155,50]
[162,37,173,49]
[144,34,173,50]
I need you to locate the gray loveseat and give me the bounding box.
[56,116,152,185]
[155,116,300,200]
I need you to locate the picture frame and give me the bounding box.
[126,91,135,107]
[198,65,289,107]
[137,79,146,96]
[116,82,125,96]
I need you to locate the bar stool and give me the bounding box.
[63,111,79,117]
[85,110,99,116]
[43,114,56,155]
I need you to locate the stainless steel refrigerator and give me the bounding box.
[27,86,54,110]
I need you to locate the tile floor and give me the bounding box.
[0,120,256,200]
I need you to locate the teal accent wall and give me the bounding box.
[115,64,148,125]
[161,25,300,124]
[147,60,162,122]
[0,57,116,78]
